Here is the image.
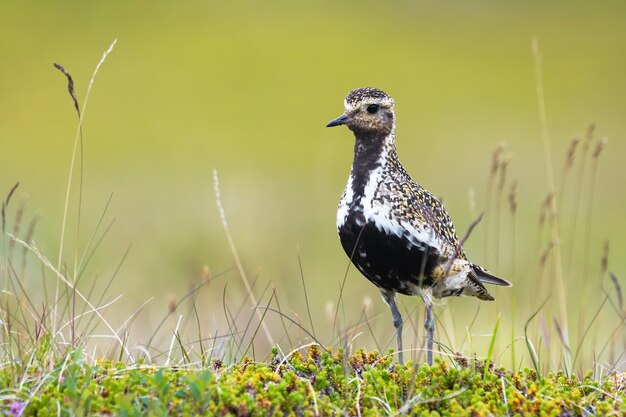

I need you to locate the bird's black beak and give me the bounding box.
[325,113,350,128]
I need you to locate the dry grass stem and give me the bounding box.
[9,234,133,362]
[212,169,275,348]
[532,37,570,371]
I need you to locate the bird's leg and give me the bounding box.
[421,288,435,366]
[380,289,403,364]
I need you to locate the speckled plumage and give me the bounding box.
[327,87,511,364]
[345,87,395,108]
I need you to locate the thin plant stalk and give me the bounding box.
[511,297,517,373]
[508,181,517,280]
[53,39,117,342]
[483,146,503,266]
[568,125,595,276]
[484,314,500,381]
[212,169,274,347]
[296,244,316,339]
[494,159,508,273]
[532,38,570,372]
[583,138,607,281]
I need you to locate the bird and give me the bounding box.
[326,87,511,365]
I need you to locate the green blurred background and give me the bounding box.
[1,1,625,367]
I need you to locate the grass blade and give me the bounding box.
[484,314,500,380]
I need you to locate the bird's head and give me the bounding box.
[326,87,395,136]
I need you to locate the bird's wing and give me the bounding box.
[398,177,465,258]
[393,170,513,291]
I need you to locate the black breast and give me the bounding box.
[338,212,440,296]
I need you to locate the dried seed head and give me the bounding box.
[566,137,580,168]
[2,182,20,234]
[539,193,553,225]
[540,242,555,267]
[498,158,510,191]
[453,352,469,368]
[53,63,81,118]
[609,273,623,314]
[508,181,518,214]
[491,145,504,175]
[8,198,27,252]
[167,294,177,313]
[4,182,19,207]
[593,137,608,158]
[601,240,610,276]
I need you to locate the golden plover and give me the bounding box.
[326,87,511,365]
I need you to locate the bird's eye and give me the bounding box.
[366,104,380,114]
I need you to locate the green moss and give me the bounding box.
[2,347,624,416]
